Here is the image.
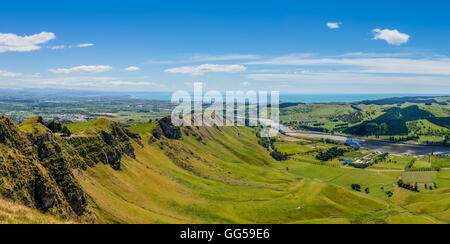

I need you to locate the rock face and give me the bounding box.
[0,116,75,218]
[68,120,138,170]
[0,116,139,221]
[152,116,181,140]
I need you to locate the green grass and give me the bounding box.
[65,118,113,136]
[0,197,71,224]
[128,123,155,134]
[431,156,450,169]
[63,118,450,224]
[274,142,314,155]
[402,172,433,184]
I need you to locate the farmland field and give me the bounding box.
[402,172,433,184]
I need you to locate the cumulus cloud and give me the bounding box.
[124,66,140,71]
[49,65,112,74]
[372,29,410,45]
[76,43,94,48]
[0,31,56,53]
[165,64,247,75]
[327,22,341,29]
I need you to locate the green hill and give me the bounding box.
[345,105,449,136]
[0,115,449,224]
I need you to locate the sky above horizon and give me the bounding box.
[1,0,450,94]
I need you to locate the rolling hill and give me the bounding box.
[345,105,449,136]
[0,115,449,224]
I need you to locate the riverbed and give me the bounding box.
[285,131,450,155]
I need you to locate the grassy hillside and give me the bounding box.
[0,197,71,224]
[1,115,449,224]
[70,118,449,224]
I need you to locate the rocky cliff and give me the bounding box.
[0,116,139,221]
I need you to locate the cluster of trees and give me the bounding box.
[46,120,71,137]
[270,151,288,161]
[351,184,370,194]
[351,184,361,192]
[257,134,275,151]
[337,111,363,124]
[406,159,416,169]
[348,163,372,169]
[373,152,389,163]
[387,135,419,143]
[316,147,346,161]
[397,179,419,192]
[256,133,288,161]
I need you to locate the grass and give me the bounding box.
[52,120,450,224]
[274,142,314,155]
[402,172,433,184]
[72,121,448,224]
[431,156,450,169]
[128,123,155,134]
[0,197,71,224]
[65,118,113,136]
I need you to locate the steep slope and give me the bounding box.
[71,118,398,224]
[2,115,448,224]
[0,116,140,222]
[0,116,75,218]
[65,118,139,170]
[0,196,71,224]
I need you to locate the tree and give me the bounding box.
[61,126,71,137]
[386,191,393,198]
[46,120,62,133]
[351,184,361,192]
[316,147,346,161]
[270,151,288,161]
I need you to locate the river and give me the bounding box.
[258,119,450,155]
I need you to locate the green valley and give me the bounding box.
[0,108,449,224]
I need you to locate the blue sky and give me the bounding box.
[0,0,450,94]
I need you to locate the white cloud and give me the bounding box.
[189,54,260,61]
[247,72,450,86]
[165,64,247,75]
[0,70,40,78]
[124,66,140,71]
[49,65,112,74]
[327,22,341,29]
[0,70,23,77]
[76,43,94,48]
[246,54,450,75]
[240,81,250,87]
[15,76,162,90]
[340,52,413,58]
[372,28,410,45]
[48,45,65,50]
[0,32,56,53]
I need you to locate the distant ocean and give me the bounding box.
[133,92,447,103]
